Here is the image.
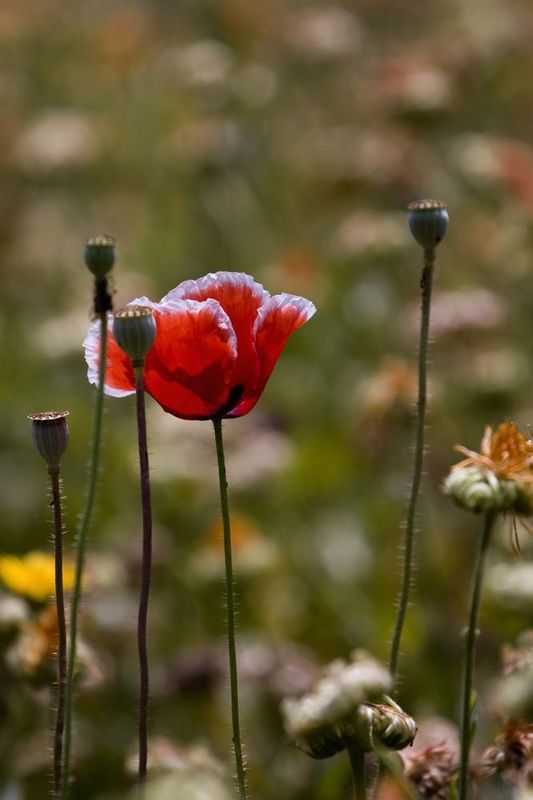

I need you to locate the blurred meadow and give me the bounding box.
[1,0,533,797]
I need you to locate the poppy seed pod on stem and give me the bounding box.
[28,411,69,472]
[84,234,116,279]
[113,306,157,368]
[407,199,449,250]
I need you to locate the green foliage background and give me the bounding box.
[1,0,532,797]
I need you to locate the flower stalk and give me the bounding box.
[388,248,434,684]
[458,510,496,800]
[134,363,152,785]
[348,744,367,800]
[62,236,115,799]
[50,466,68,800]
[389,200,448,686]
[213,417,247,800]
[111,305,157,785]
[28,410,70,800]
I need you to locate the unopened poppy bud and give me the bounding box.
[28,411,69,472]
[84,234,116,279]
[407,199,448,250]
[353,697,417,752]
[443,465,533,515]
[113,306,157,367]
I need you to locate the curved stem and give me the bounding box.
[458,511,496,800]
[348,744,367,800]
[212,417,247,800]
[50,467,67,800]
[135,365,153,785]
[61,309,108,799]
[388,249,435,686]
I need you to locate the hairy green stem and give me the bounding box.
[388,249,435,685]
[213,417,247,800]
[134,365,152,786]
[348,744,367,800]
[458,511,495,800]
[61,310,108,799]
[50,467,67,800]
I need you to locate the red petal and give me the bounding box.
[144,298,238,419]
[84,316,136,396]
[164,272,267,402]
[229,293,316,417]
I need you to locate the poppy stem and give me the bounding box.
[49,467,67,800]
[134,364,153,786]
[212,417,247,800]
[348,744,367,800]
[388,248,435,686]
[458,510,496,800]
[61,309,108,800]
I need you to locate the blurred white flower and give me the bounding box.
[14,110,101,173]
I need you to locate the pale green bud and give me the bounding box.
[281,652,392,759]
[352,696,417,752]
[443,465,533,515]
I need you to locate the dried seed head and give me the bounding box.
[404,743,458,798]
[84,234,116,279]
[113,306,157,367]
[407,199,449,250]
[28,411,69,471]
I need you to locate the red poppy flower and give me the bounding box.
[84,272,316,420]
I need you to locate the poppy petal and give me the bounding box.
[84,315,136,397]
[163,272,267,404]
[228,293,316,417]
[144,298,238,419]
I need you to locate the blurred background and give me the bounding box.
[1,0,532,797]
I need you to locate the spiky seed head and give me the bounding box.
[407,199,449,250]
[28,411,69,471]
[84,234,116,278]
[113,306,157,367]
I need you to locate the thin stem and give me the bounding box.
[348,744,367,800]
[62,309,108,799]
[458,511,496,800]
[135,365,153,786]
[50,467,67,800]
[388,249,435,686]
[212,417,247,800]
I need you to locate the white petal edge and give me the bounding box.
[254,293,317,335]
[161,271,269,309]
[83,296,155,398]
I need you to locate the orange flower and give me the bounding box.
[453,422,533,484]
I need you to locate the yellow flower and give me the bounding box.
[0,551,74,603]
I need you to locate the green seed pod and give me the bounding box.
[443,465,533,515]
[113,306,157,367]
[28,411,69,472]
[407,199,449,250]
[84,234,116,279]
